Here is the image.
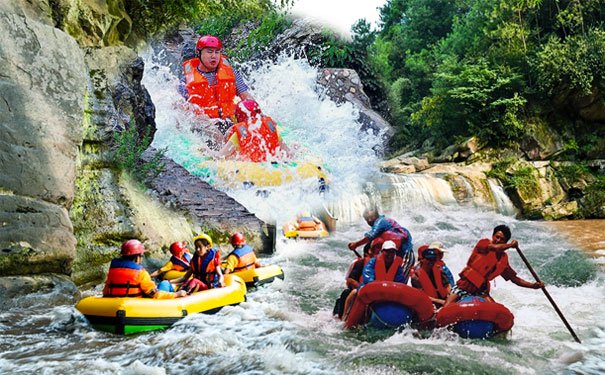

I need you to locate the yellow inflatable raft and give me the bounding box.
[76,275,246,335]
[230,264,284,287]
[283,216,329,239]
[196,158,328,189]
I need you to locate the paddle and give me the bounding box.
[515,246,582,344]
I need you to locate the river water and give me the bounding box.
[1,55,603,375]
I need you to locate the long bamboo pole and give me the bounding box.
[515,247,582,344]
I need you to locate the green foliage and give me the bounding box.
[510,165,541,199]
[234,11,292,60]
[126,0,282,36]
[112,123,166,185]
[372,0,605,152]
[554,162,590,183]
[486,157,517,180]
[486,158,540,199]
[411,58,527,146]
[578,176,605,218]
[533,29,605,95]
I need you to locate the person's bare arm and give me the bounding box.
[510,275,544,289]
[487,240,519,253]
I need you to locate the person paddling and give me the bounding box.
[443,225,544,307]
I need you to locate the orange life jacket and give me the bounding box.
[375,255,404,281]
[229,244,258,271]
[190,248,220,285]
[459,242,509,289]
[415,261,449,299]
[103,258,144,298]
[232,116,280,162]
[183,56,236,119]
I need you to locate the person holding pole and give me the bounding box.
[443,225,543,307]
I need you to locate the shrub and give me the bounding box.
[112,122,166,184]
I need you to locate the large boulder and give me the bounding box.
[0,0,53,25]
[0,11,85,276]
[53,0,132,47]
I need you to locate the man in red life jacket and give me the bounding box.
[443,225,544,307]
[149,241,192,279]
[181,35,257,143]
[182,35,255,120]
[222,233,261,274]
[209,99,292,162]
[103,240,187,299]
[410,242,454,307]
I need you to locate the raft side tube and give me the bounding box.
[344,281,434,329]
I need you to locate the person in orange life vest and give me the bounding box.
[411,243,455,286]
[333,241,380,319]
[222,233,261,274]
[209,100,292,162]
[102,240,187,299]
[410,242,454,307]
[443,225,544,308]
[181,35,256,136]
[359,240,407,288]
[171,233,225,294]
[149,241,193,279]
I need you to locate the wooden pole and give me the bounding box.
[515,247,582,344]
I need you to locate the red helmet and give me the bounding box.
[121,240,146,256]
[235,100,261,122]
[231,233,246,246]
[195,35,222,57]
[169,241,187,256]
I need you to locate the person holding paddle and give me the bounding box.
[443,225,543,307]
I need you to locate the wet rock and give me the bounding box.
[0,11,84,276]
[52,0,132,47]
[542,201,578,220]
[0,274,78,301]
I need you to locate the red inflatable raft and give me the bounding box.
[344,281,434,329]
[435,296,514,338]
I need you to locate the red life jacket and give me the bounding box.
[229,244,258,271]
[372,230,405,251]
[103,258,144,298]
[231,116,280,162]
[374,254,404,281]
[169,251,192,272]
[415,261,449,299]
[183,56,236,119]
[459,240,509,289]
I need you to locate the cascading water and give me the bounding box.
[1,53,603,375]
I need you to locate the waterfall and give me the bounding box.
[487,178,518,216]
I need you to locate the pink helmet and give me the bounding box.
[235,100,261,122]
[195,35,222,57]
[169,241,187,256]
[121,240,146,256]
[231,233,246,246]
